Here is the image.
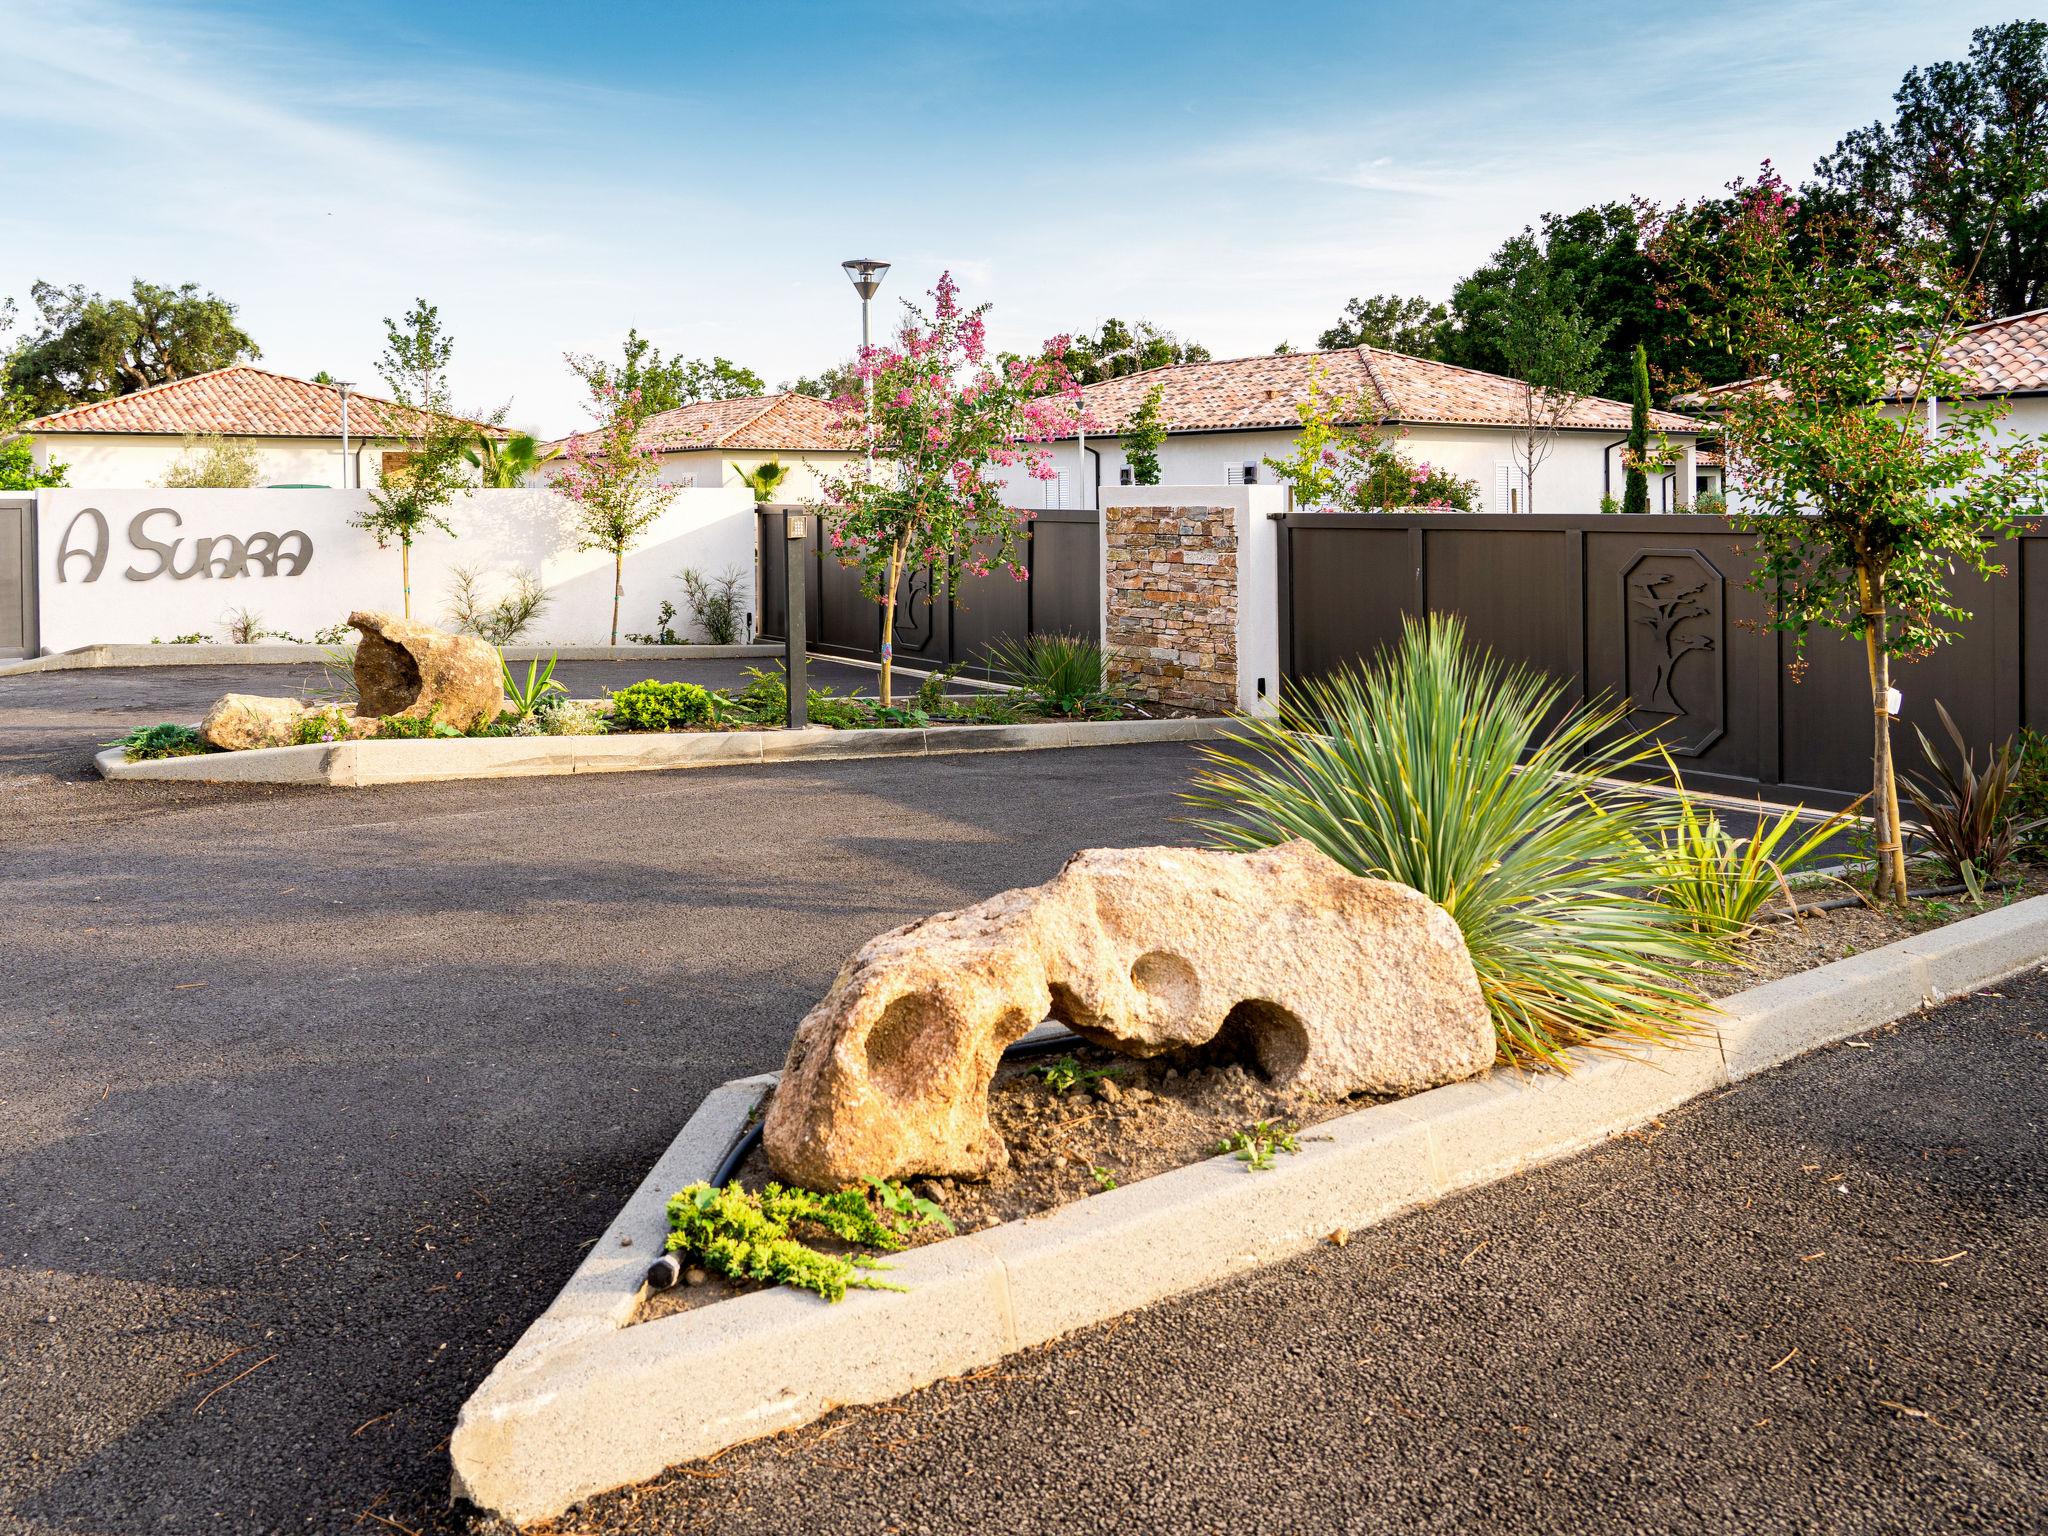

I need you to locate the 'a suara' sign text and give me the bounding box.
[55,506,314,583]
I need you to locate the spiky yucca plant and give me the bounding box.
[1187,615,1718,1069]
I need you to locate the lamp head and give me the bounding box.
[841,258,890,301]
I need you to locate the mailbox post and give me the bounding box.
[784,512,807,729]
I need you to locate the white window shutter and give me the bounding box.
[1495,464,1513,514]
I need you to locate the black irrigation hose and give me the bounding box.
[644,1026,1085,1292]
[1754,879,2014,924]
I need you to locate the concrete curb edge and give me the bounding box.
[448,893,2048,1523]
[2,641,784,675]
[95,717,1229,786]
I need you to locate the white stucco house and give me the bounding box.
[1684,306,2048,510]
[572,392,858,501]
[994,345,1707,514]
[16,365,505,489]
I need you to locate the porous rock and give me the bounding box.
[199,693,309,751]
[762,840,1493,1189]
[348,610,503,729]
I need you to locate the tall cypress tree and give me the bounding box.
[1621,342,1651,516]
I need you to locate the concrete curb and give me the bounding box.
[449,893,2048,1524]
[1,642,782,675]
[95,717,1228,787]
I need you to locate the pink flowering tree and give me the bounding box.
[819,272,1082,704]
[550,378,677,645]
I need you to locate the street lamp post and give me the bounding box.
[334,380,356,489]
[841,258,890,466]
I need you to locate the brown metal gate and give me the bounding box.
[1276,511,2036,805]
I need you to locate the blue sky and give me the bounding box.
[0,0,2023,431]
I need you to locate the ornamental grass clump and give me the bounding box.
[984,632,1125,717]
[1187,615,1719,1070]
[1650,786,1858,938]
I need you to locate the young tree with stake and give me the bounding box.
[819,273,1081,706]
[550,379,677,646]
[1650,165,2048,902]
[352,299,471,618]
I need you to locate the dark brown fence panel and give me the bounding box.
[1277,511,2037,805]
[755,506,1099,673]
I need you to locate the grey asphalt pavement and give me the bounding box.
[0,663,2034,1534]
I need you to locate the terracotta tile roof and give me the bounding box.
[625,393,853,454]
[1680,309,2048,408]
[1928,307,2048,395]
[1059,346,1703,439]
[23,365,506,438]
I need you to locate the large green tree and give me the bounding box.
[1440,205,1655,401]
[1315,292,1450,355]
[1061,318,1208,384]
[1810,20,2048,319]
[566,329,764,417]
[2,279,259,418]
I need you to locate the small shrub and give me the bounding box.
[152,632,209,646]
[1901,701,2044,890]
[540,699,608,736]
[807,691,928,730]
[447,566,551,645]
[681,566,747,645]
[1651,781,1860,938]
[914,661,964,713]
[2011,729,2048,852]
[110,723,207,761]
[984,632,1126,717]
[1694,491,1729,517]
[609,678,714,732]
[626,600,682,646]
[222,607,269,644]
[1188,614,1720,1069]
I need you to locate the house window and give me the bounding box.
[1118,466,1134,486]
[1227,462,1258,486]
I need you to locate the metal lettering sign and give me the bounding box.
[54,505,314,584]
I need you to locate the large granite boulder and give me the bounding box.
[349,611,503,729]
[762,840,1493,1189]
[200,693,308,751]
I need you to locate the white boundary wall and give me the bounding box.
[31,487,759,653]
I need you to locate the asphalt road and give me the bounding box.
[2,663,2031,1534]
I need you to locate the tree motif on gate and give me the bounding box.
[1621,549,1725,754]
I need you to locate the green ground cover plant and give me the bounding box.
[1216,1120,1300,1171]
[663,1178,951,1303]
[111,723,208,761]
[1189,614,1720,1070]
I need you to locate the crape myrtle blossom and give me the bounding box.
[819,272,1086,705]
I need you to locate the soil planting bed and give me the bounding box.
[637,869,2048,1325]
